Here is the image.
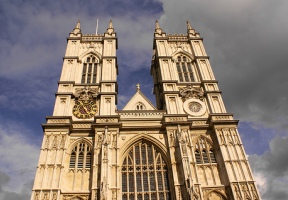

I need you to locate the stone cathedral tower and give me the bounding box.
[31,20,261,200]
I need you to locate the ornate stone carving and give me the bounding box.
[44,135,50,149]
[60,135,66,148]
[47,119,69,123]
[179,85,204,101]
[52,192,57,200]
[241,184,251,199]
[52,135,59,149]
[111,133,117,149]
[97,118,118,123]
[34,192,40,200]
[43,192,49,200]
[74,86,99,100]
[166,117,187,122]
[234,184,242,200]
[119,111,164,119]
[63,195,89,200]
[72,123,91,129]
[250,183,259,199]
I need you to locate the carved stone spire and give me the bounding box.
[155,20,163,35]
[108,19,113,29]
[187,20,195,35]
[70,20,82,36]
[75,19,81,29]
[105,20,115,35]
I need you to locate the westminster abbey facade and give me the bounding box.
[30,20,261,200]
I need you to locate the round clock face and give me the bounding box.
[183,99,206,116]
[73,100,98,119]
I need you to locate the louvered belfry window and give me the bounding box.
[176,55,195,82]
[81,55,98,84]
[194,137,216,164]
[122,141,171,200]
[69,142,91,169]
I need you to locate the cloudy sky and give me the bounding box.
[0,0,287,199]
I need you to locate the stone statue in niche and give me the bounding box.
[169,132,175,147]
[100,177,107,200]
[111,134,117,148]
[60,135,65,148]
[97,134,103,149]
[52,135,58,149]
[102,126,110,145]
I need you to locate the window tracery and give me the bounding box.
[81,55,98,84]
[194,137,216,164]
[122,141,171,200]
[69,142,92,169]
[176,55,195,82]
[135,102,145,110]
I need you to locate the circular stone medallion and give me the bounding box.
[183,98,206,116]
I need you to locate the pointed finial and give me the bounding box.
[155,20,160,29]
[108,20,113,29]
[77,20,81,28]
[155,20,163,34]
[186,20,195,35]
[136,83,141,92]
[105,20,115,35]
[70,20,81,36]
[187,20,192,30]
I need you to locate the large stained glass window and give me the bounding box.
[122,141,171,200]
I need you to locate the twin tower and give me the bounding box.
[31,20,261,200]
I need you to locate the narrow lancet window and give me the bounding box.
[176,55,195,82]
[81,55,98,84]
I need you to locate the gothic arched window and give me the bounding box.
[194,137,216,164]
[81,55,98,84]
[121,141,171,200]
[69,142,92,169]
[176,55,195,82]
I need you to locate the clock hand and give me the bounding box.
[79,101,89,113]
[83,105,89,113]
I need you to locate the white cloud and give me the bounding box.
[0,119,40,195]
[249,136,288,199]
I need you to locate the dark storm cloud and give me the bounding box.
[158,0,288,130]
[0,171,31,200]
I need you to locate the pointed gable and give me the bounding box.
[122,84,156,110]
